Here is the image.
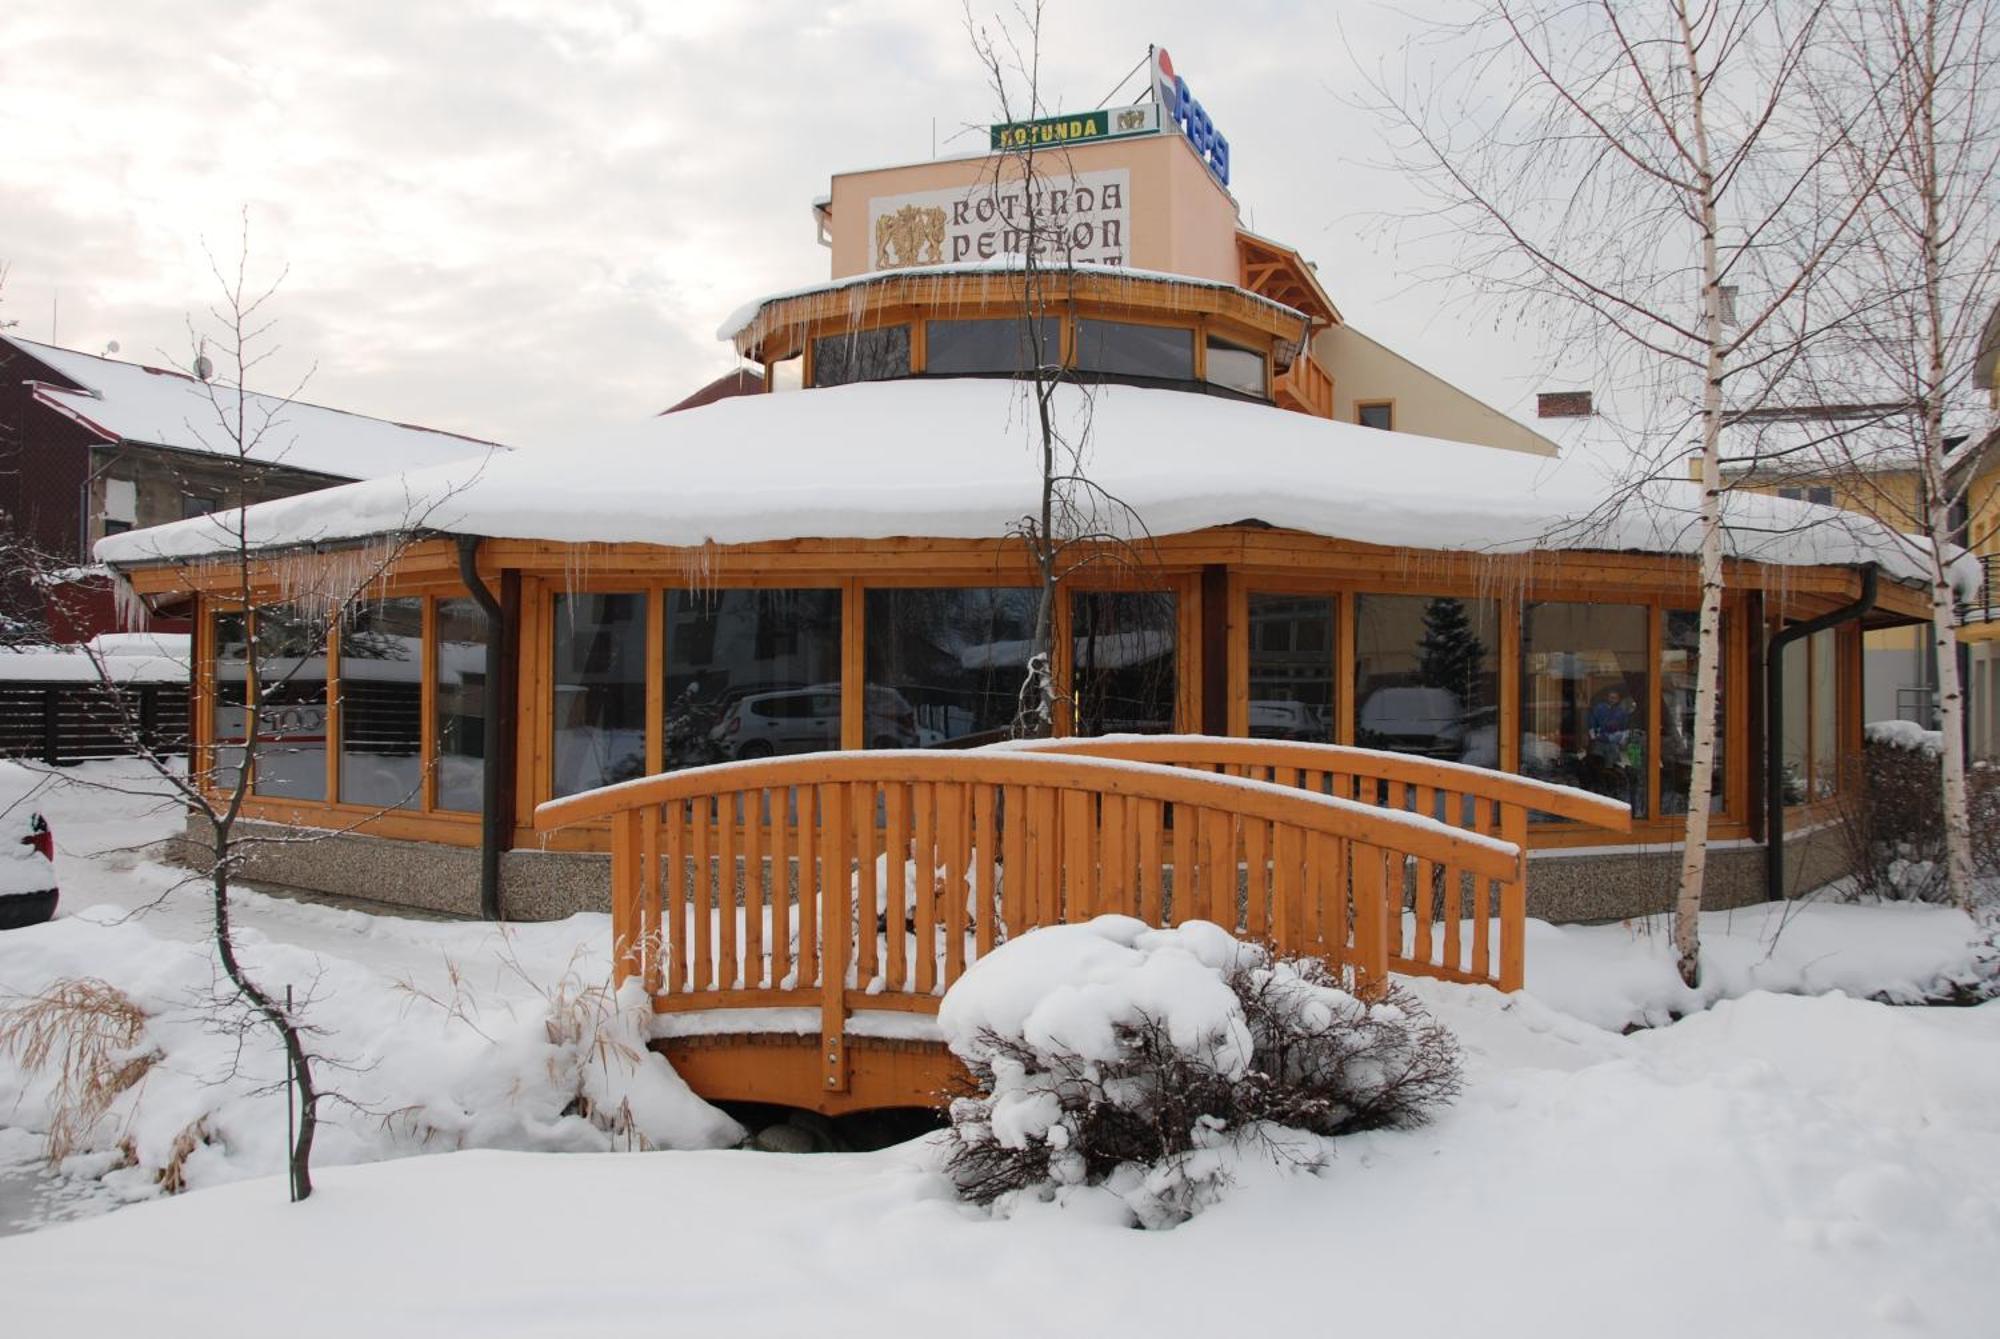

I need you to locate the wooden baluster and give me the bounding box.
[691,797,712,991]
[1242,817,1269,940]
[1413,784,1437,970]
[1171,801,1194,924]
[819,782,849,1095]
[797,784,818,988]
[742,790,765,990]
[610,810,640,987]
[886,782,909,992]
[1032,784,1060,929]
[1272,821,1301,954]
[1472,797,1497,983]
[640,806,662,994]
[914,782,936,994]
[853,781,878,989]
[664,798,687,994]
[717,793,738,990]
[769,788,791,990]
[1000,783,1026,943]
[973,784,997,960]
[941,782,966,986]
[1203,807,1235,927]
[1498,802,1529,992]
[1351,840,1390,997]
[1137,797,1164,926]
[1062,789,1093,921]
[1309,831,1337,963]
[1443,845,1465,978]
[1099,787,1128,915]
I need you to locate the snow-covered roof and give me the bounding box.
[0,633,189,684]
[716,256,1308,345]
[3,334,508,481]
[93,378,1974,595]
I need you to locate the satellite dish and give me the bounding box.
[194,354,214,381]
[103,340,120,356]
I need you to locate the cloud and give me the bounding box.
[0,0,1555,450]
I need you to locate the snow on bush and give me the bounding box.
[1838,730,2000,903]
[937,916,1461,1227]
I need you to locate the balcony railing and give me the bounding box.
[1275,351,1334,419]
[1970,554,2000,624]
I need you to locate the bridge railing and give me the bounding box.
[534,749,1521,1098]
[1004,735,1632,992]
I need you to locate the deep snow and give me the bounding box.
[0,759,1995,1336]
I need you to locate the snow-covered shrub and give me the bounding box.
[1840,731,1999,902]
[937,917,1460,1227]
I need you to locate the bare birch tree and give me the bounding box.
[1776,0,1998,912]
[965,3,1154,738]
[1364,0,1889,985]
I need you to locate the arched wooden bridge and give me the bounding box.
[534,736,1630,1114]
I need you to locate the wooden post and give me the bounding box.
[820,783,850,1095]
[1497,802,1529,992]
[610,811,641,986]
[1350,842,1391,997]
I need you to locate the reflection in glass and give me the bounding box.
[866,588,1039,748]
[1811,630,1838,799]
[1073,319,1195,381]
[339,597,424,810]
[1353,594,1498,764]
[552,594,648,798]
[811,326,910,387]
[1520,602,1650,819]
[924,318,1060,376]
[1781,638,1809,804]
[252,603,328,801]
[1659,610,1724,815]
[435,598,488,813]
[664,589,843,768]
[1248,595,1333,741]
[1205,339,1267,398]
[1072,591,1177,736]
[212,610,249,793]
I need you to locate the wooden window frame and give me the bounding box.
[1355,399,1396,431]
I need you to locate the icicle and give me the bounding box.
[110,570,150,631]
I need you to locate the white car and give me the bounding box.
[0,811,57,930]
[710,685,919,760]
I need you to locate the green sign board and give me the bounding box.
[990,103,1162,151]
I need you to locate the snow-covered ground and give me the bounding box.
[1,759,1995,1336]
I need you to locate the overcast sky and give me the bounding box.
[0,1,1558,452]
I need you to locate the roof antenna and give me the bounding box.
[194,340,214,381]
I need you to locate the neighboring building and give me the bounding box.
[662,368,764,415]
[0,334,507,637]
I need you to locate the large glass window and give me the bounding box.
[924,318,1060,376]
[1205,338,1268,399]
[1248,594,1334,741]
[211,610,249,793]
[1073,319,1195,382]
[811,325,910,388]
[1778,627,1841,804]
[1781,637,1809,804]
[1811,630,1839,798]
[866,587,1039,748]
[664,589,843,768]
[552,594,648,798]
[1520,602,1650,819]
[252,603,328,802]
[435,598,488,813]
[1660,610,1725,816]
[1072,591,1177,736]
[338,597,424,810]
[1353,594,1499,764]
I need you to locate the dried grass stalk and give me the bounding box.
[0,978,159,1162]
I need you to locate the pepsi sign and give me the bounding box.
[1152,47,1230,187]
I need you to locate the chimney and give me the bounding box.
[1538,390,1593,419]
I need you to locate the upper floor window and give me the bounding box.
[1205,338,1268,399]
[924,317,1059,376]
[1074,319,1195,383]
[812,325,909,388]
[1356,401,1394,431]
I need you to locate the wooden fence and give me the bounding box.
[0,682,190,765]
[1011,736,1632,991]
[534,747,1521,1098]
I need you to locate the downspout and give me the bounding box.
[1765,564,1876,902]
[456,535,508,922]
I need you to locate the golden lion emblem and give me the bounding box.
[874,204,946,269]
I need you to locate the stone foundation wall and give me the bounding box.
[175,814,1858,927]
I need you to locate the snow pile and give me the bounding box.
[939,917,1458,1226]
[1865,718,1945,754]
[94,378,1973,597]
[1521,900,1994,1030]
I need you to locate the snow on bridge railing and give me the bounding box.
[533,748,1521,1098]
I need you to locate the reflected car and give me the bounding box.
[0,812,57,930]
[1248,699,1325,741]
[710,685,919,759]
[1358,686,1466,757]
